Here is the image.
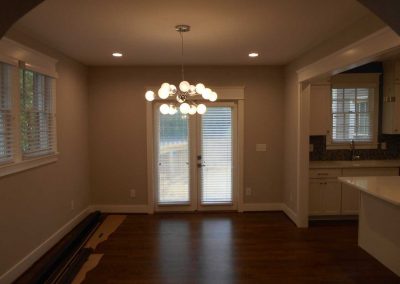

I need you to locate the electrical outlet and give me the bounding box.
[309,144,314,152]
[130,189,136,198]
[245,187,252,196]
[381,142,387,150]
[70,200,75,210]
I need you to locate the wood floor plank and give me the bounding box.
[82,212,400,284]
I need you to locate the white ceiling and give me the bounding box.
[11,0,371,66]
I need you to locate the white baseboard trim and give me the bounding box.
[241,202,299,226]
[241,202,283,212]
[92,204,149,214]
[0,207,92,284]
[281,203,299,226]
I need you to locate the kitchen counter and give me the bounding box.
[310,160,400,169]
[338,176,400,276]
[339,176,400,206]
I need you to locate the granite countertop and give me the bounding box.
[338,176,400,206]
[309,160,400,169]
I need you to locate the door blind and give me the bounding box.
[20,69,56,158]
[0,62,13,164]
[157,111,190,204]
[331,87,374,143]
[201,107,233,204]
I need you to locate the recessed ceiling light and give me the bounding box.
[112,52,123,57]
[249,52,259,58]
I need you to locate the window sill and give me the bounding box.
[0,154,59,178]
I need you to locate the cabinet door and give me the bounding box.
[341,184,359,215]
[309,181,323,216]
[309,84,331,136]
[323,180,342,215]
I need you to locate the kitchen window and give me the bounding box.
[327,73,379,149]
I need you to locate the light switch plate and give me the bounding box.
[256,144,267,152]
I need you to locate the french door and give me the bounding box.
[154,102,237,211]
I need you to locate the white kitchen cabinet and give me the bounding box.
[309,180,324,215]
[309,166,399,217]
[382,61,400,134]
[309,84,331,136]
[309,178,341,216]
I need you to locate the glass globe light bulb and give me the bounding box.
[168,105,177,115]
[179,81,190,92]
[188,105,197,115]
[209,91,218,102]
[169,84,177,95]
[179,102,190,114]
[145,90,155,101]
[195,83,205,94]
[202,88,212,100]
[188,85,196,95]
[160,104,170,114]
[197,103,207,114]
[161,82,170,90]
[158,87,170,99]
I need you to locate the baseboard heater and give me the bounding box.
[14,211,103,284]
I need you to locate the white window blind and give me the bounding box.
[331,87,375,143]
[201,107,233,204]
[0,62,13,164]
[20,69,55,158]
[157,111,190,204]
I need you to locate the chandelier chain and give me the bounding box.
[180,31,185,81]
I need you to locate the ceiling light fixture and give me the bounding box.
[249,52,259,58]
[145,25,217,115]
[112,52,123,57]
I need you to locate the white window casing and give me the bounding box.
[0,38,58,177]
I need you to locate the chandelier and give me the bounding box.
[144,25,217,115]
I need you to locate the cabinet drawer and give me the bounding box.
[310,168,341,179]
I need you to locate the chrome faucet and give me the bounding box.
[350,139,360,161]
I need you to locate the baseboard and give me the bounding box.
[241,202,283,212]
[92,204,149,213]
[281,203,299,226]
[0,207,92,284]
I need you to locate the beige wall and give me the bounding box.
[0,30,90,275]
[282,14,386,213]
[88,66,284,206]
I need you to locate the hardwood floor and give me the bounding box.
[83,212,399,284]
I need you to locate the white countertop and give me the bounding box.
[310,160,400,169]
[338,176,400,206]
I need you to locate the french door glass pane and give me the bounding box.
[157,112,190,204]
[201,107,232,204]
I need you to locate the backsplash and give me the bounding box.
[309,135,400,161]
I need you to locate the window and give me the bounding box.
[328,73,379,149]
[0,62,13,164]
[331,87,374,142]
[0,38,58,177]
[20,69,56,158]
